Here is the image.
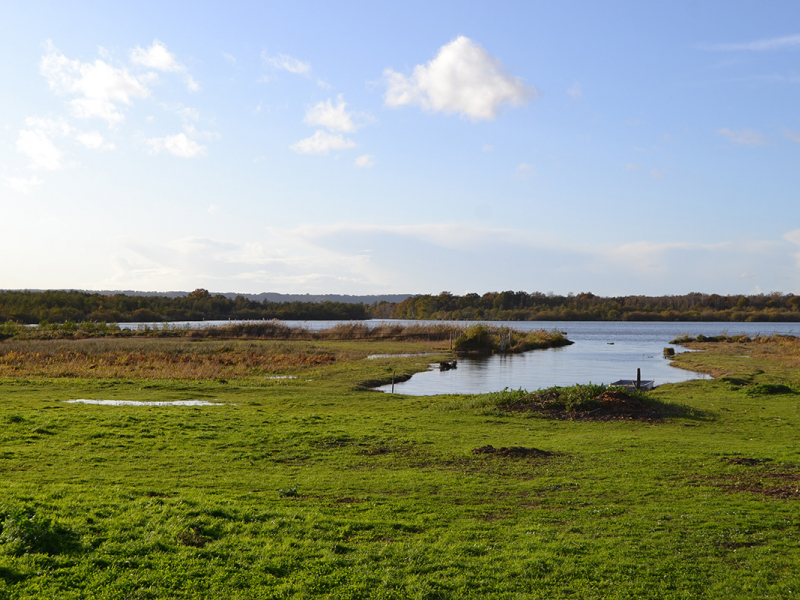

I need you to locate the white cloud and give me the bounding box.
[130,40,183,72]
[383,36,534,121]
[515,163,535,179]
[76,131,114,150]
[482,144,494,152]
[17,129,62,169]
[355,154,375,168]
[184,74,200,92]
[709,34,800,52]
[130,40,199,92]
[784,130,800,143]
[625,163,641,171]
[24,116,72,136]
[290,130,356,154]
[649,168,664,179]
[146,133,207,158]
[567,81,582,100]
[717,127,770,146]
[40,40,150,124]
[222,52,236,65]
[317,79,332,89]
[304,96,356,132]
[785,228,800,267]
[262,52,311,75]
[3,176,43,195]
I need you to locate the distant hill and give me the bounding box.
[6,290,412,305]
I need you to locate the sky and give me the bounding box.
[2,1,800,297]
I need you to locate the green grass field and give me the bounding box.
[1,335,799,598]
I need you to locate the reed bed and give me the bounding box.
[0,339,336,379]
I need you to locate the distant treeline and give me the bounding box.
[0,289,368,324]
[388,291,800,322]
[3,289,800,324]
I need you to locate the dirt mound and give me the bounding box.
[594,391,648,413]
[509,389,661,421]
[472,445,551,458]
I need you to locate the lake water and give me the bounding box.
[370,320,799,395]
[116,318,798,396]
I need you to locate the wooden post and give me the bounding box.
[392,370,395,394]
[636,368,641,390]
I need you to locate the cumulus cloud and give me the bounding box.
[130,40,183,71]
[383,36,534,121]
[262,52,311,75]
[709,34,800,52]
[304,96,356,132]
[130,40,199,92]
[717,127,770,146]
[17,129,62,169]
[40,40,150,124]
[355,154,375,168]
[146,133,207,158]
[3,176,43,195]
[290,130,356,154]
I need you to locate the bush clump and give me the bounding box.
[453,325,572,354]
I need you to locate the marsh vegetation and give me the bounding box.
[1,328,799,597]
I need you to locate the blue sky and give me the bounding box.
[2,1,800,296]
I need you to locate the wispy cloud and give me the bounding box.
[708,34,800,52]
[355,154,375,168]
[262,52,311,75]
[3,175,43,195]
[717,127,770,146]
[146,133,207,158]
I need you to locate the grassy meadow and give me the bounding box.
[0,331,799,598]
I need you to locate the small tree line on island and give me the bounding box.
[1,289,800,325]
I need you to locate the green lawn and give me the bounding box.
[1,338,799,598]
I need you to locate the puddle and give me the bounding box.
[64,399,224,406]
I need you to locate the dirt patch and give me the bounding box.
[725,457,771,467]
[177,527,211,548]
[510,390,662,421]
[707,463,800,499]
[472,445,551,458]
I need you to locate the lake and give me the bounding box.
[370,320,798,395]
[116,318,798,396]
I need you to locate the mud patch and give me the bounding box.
[472,445,551,458]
